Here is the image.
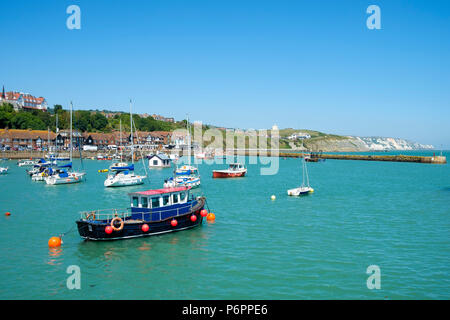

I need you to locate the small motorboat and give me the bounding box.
[76,186,206,241]
[104,163,146,187]
[212,163,247,178]
[0,167,8,174]
[17,159,37,167]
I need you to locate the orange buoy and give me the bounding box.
[171,219,178,227]
[141,224,149,232]
[206,213,215,221]
[5,212,11,216]
[190,215,197,222]
[200,209,208,217]
[48,236,62,247]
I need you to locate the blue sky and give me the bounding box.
[1,0,449,147]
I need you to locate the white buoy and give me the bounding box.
[271,195,276,201]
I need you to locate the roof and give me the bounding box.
[130,186,190,196]
[148,153,170,160]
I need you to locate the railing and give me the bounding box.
[80,208,132,222]
[79,199,201,223]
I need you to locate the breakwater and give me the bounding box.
[230,150,447,164]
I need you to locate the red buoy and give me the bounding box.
[190,215,197,222]
[200,209,208,217]
[141,224,149,232]
[171,219,178,227]
[105,226,113,234]
[5,212,11,216]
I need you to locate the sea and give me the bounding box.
[0,150,449,299]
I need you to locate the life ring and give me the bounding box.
[110,217,124,231]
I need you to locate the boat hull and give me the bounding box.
[212,170,246,178]
[76,201,205,241]
[104,175,146,187]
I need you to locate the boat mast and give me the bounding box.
[130,99,134,165]
[186,114,191,166]
[70,101,73,162]
[120,119,122,162]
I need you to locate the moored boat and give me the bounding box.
[212,163,247,178]
[76,186,205,241]
[0,167,8,174]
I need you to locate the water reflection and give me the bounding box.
[47,247,63,265]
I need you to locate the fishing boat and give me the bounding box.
[0,167,8,174]
[103,102,147,187]
[45,102,86,185]
[212,163,247,178]
[76,186,206,241]
[287,156,314,196]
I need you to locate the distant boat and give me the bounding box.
[45,102,86,185]
[287,157,314,196]
[172,115,201,188]
[212,163,247,178]
[0,166,8,174]
[103,101,146,187]
[17,159,37,167]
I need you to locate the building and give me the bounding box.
[0,129,56,150]
[287,132,311,140]
[0,87,47,111]
[152,114,175,123]
[147,154,171,168]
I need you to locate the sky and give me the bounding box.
[1,0,449,148]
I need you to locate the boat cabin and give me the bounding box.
[230,163,245,171]
[128,186,193,221]
[148,154,171,168]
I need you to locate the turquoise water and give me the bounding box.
[0,152,449,299]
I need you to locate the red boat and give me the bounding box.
[212,163,247,178]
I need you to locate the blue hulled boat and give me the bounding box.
[76,186,205,240]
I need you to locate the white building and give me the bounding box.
[148,154,171,168]
[287,132,311,140]
[0,87,47,111]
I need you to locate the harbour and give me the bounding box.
[1,151,449,299]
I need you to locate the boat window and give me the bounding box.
[151,197,160,208]
[141,197,148,208]
[172,193,179,204]
[132,196,139,207]
[162,195,170,206]
[180,192,187,202]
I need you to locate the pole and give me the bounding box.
[70,101,73,162]
[130,99,133,164]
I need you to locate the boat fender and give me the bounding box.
[110,217,124,231]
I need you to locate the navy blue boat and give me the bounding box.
[76,186,206,240]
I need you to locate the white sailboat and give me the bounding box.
[45,102,86,185]
[172,115,201,188]
[287,155,314,196]
[104,100,146,187]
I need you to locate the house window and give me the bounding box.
[153,160,158,166]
